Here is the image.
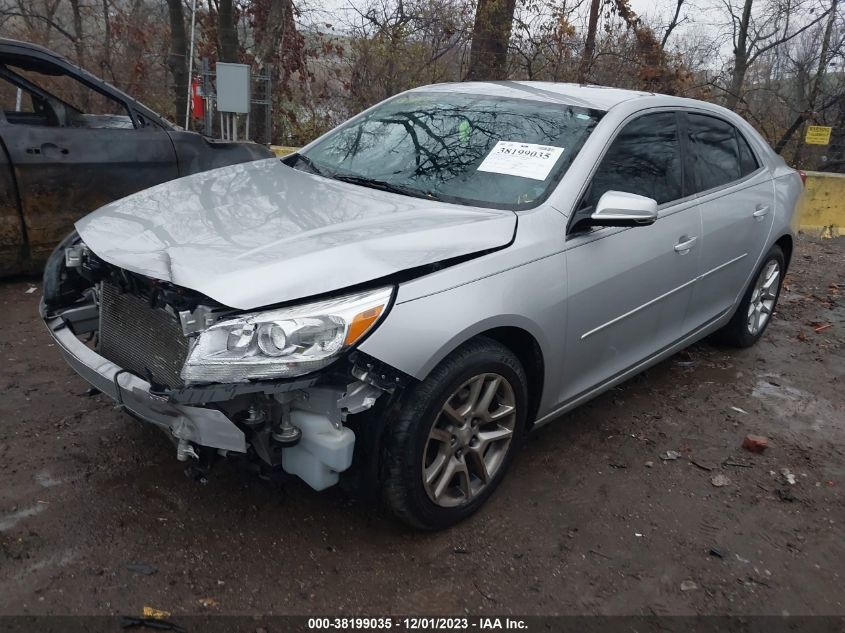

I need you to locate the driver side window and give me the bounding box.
[0,77,56,126]
[585,112,683,209]
[0,62,133,129]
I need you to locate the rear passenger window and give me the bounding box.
[685,113,741,192]
[585,112,683,208]
[737,131,759,176]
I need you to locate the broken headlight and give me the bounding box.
[181,287,393,383]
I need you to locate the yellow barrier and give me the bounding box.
[266,151,840,237]
[798,171,843,238]
[270,145,299,158]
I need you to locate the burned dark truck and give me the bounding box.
[0,38,273,276]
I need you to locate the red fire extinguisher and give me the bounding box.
[191,78,204,119]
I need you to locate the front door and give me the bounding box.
[0,62,178,262]
[559,111,702,405]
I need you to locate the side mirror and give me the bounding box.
[589,191,658,227]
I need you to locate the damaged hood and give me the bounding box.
[76,158,516,310]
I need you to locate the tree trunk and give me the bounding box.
[218,0,239,62]
[819,92,845,171]
[466,0,517,80]
[166,0,188,124]
[69,0,88,109]
[100,0,111,79]
[725,0,753,111]
[578,0,600,82]
[255,0,290,67]
[69,0,85,68]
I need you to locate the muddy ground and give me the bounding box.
[0,235,842,618]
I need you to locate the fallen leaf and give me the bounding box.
[143,606,170,619]
[711,474,731,487]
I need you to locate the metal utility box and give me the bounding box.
[216,63,251,114]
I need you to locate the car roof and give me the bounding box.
[410,81,677,112]
[0,37,65,59]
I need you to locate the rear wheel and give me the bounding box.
[717,245,785,348]
[382,337,528,530]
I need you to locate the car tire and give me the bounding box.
[717,244,785,348]
[382,337,528,530]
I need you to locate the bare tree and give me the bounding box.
[774,0,839,151]
[660,0,687,49]
[721,0,832,111]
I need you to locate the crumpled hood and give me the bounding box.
[76,158,516,310]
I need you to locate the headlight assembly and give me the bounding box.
[181,286,393,383]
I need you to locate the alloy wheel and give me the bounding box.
[422,373,517,508]
[747,259,780,335]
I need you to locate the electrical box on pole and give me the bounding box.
[216,63,251,113]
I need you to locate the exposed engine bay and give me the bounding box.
[40,233,409,491]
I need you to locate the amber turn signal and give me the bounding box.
[345,305,385,346]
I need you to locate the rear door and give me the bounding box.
[681,112,775,328]
[0,60,178,263]
[560,111,702,404]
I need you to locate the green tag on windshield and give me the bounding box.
[459,119,471,144]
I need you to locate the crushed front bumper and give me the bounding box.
[43,313,247,453]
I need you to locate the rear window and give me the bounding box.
[737,131,760,176]
[685,113,742,193]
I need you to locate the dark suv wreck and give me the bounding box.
[0,38,273,275]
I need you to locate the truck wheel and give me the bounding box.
[718,244,785,348]
[382,337,528,530]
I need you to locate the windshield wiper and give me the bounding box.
[292,153,327,177]
[331,174,442,201]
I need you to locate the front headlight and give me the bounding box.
[181,286,393,383]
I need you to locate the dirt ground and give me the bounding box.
[0,235,842,618]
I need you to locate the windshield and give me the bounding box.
[297,91,603,210]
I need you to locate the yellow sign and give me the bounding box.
[805,125,832,145]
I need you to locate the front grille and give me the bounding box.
[98,282,189,388]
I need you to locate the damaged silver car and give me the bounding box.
[41,82,803,529]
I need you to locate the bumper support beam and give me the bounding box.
[44,316,246,453]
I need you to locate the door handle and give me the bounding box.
[40,142,69,158]
[752,205,770,220]
[674,235,698,253]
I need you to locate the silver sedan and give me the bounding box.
[42,82,803,529]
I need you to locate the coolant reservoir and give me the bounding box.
[282,410,355,490]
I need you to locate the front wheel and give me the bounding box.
[717,244,785,348]
[382,337,528,530]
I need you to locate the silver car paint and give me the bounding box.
[74,82,802,429]
[357,87,802,423]
[75,157,516,310]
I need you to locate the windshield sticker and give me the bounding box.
[477,141,565,181]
